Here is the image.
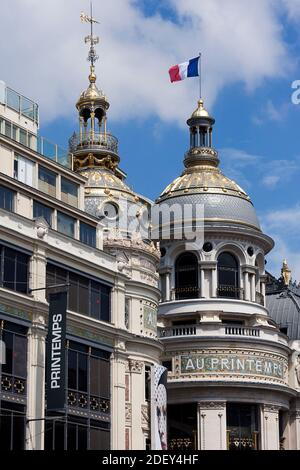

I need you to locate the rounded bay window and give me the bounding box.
[175,252,198,300]
[217,252,240,299]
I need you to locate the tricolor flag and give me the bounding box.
[169,56,200,83]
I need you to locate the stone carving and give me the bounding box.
[198,401,226,410]
[125,403,132,423]
[129,360,143,374]
[141,404,150,428]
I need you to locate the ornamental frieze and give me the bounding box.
[169,349,288,384]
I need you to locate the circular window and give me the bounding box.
[203,242,213,252]
[247,246,254,257]
[99,202,119,220]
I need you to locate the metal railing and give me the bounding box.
[0,82,39,125]
[0,114,72,168]
[75,131,118,154]
[217,285,244,299]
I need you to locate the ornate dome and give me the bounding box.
[155,100,261,232]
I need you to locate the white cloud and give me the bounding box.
[263,204,300,280]
[0,0,293,126]
[262,175,280,188]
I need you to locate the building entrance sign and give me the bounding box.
[181,353,286,380]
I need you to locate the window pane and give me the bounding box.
[69,273,78,312]
[57,212,75,238]
[78,353,88,392]
[38,166,56,196]
[80,222,96,247]
[101,287,110,323]
[12,412,25,449]
[90,427,110,450]
[15,252,29,293]
[0,412,12,449]
[68,350,77,390]
[61,178,78,197]
[90,357,101,397]
[0,185,15,212]
[54,421,65,450]
[78,277,89,315]
[3,248,15,290]
[13,335,27,378]
[2,331,13,375]
[91,282,101,320]
[77,425,87,450]
[19,129,27,146]
[33,201,53,226]
[67,423,77,450]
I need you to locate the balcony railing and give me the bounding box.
[159,323,262,339]
[217,285,244,299]
[0,83,39,124]
[255,291,264,306]
[0,114,72,168]
[75,131,118,154]
[225,326,260,337]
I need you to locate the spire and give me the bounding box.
[72,5,119,173]
[80,3,100,84]
[184,99,219,170]
[281,259,292,286]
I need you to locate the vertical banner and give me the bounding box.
[151,365,168,450]
[46,291,67,412]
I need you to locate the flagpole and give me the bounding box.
[199,52,202,100]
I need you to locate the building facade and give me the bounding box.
[155,100,300,450]
[0,74,161,450]
[0,17,300,451]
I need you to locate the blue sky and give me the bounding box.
[1,0,300,279]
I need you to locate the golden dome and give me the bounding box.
[76,66,109,111]
[191,99,211,119]
[159,166,249,200]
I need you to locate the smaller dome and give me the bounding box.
[79,167,136,197]
[191,99,211,119]
[76,67,109,111]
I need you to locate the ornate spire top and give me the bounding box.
[80,3,100,83]
[281,259,292,286]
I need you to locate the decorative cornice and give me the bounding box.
[198,401,226,410]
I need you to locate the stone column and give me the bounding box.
[198,401,227,450]
[250,274,256,302]
[243,272,250,301]
[26,312,47,450]
[165,272,170,302]
[211,267,218,298]
[200,268,205,298]
[289,409,300,450]
[129,360,145,450]
[260,404,280,450]
[111,279,126,329]
[111,349,127,450]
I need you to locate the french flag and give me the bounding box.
[169,56,200,83]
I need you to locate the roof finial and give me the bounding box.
[80,3,100,83]
[281,259,292,286]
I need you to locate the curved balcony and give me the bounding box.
[74,131,118,154]
[158,323,288,346]
[159,297,269,318]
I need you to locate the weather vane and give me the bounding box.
[80,3,100,67]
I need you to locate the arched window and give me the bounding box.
[217,252,240,299]
[175,252,198,300]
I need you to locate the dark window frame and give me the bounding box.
[0,185,15,212]
[0,244,30,294]
[46,264,111,322]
